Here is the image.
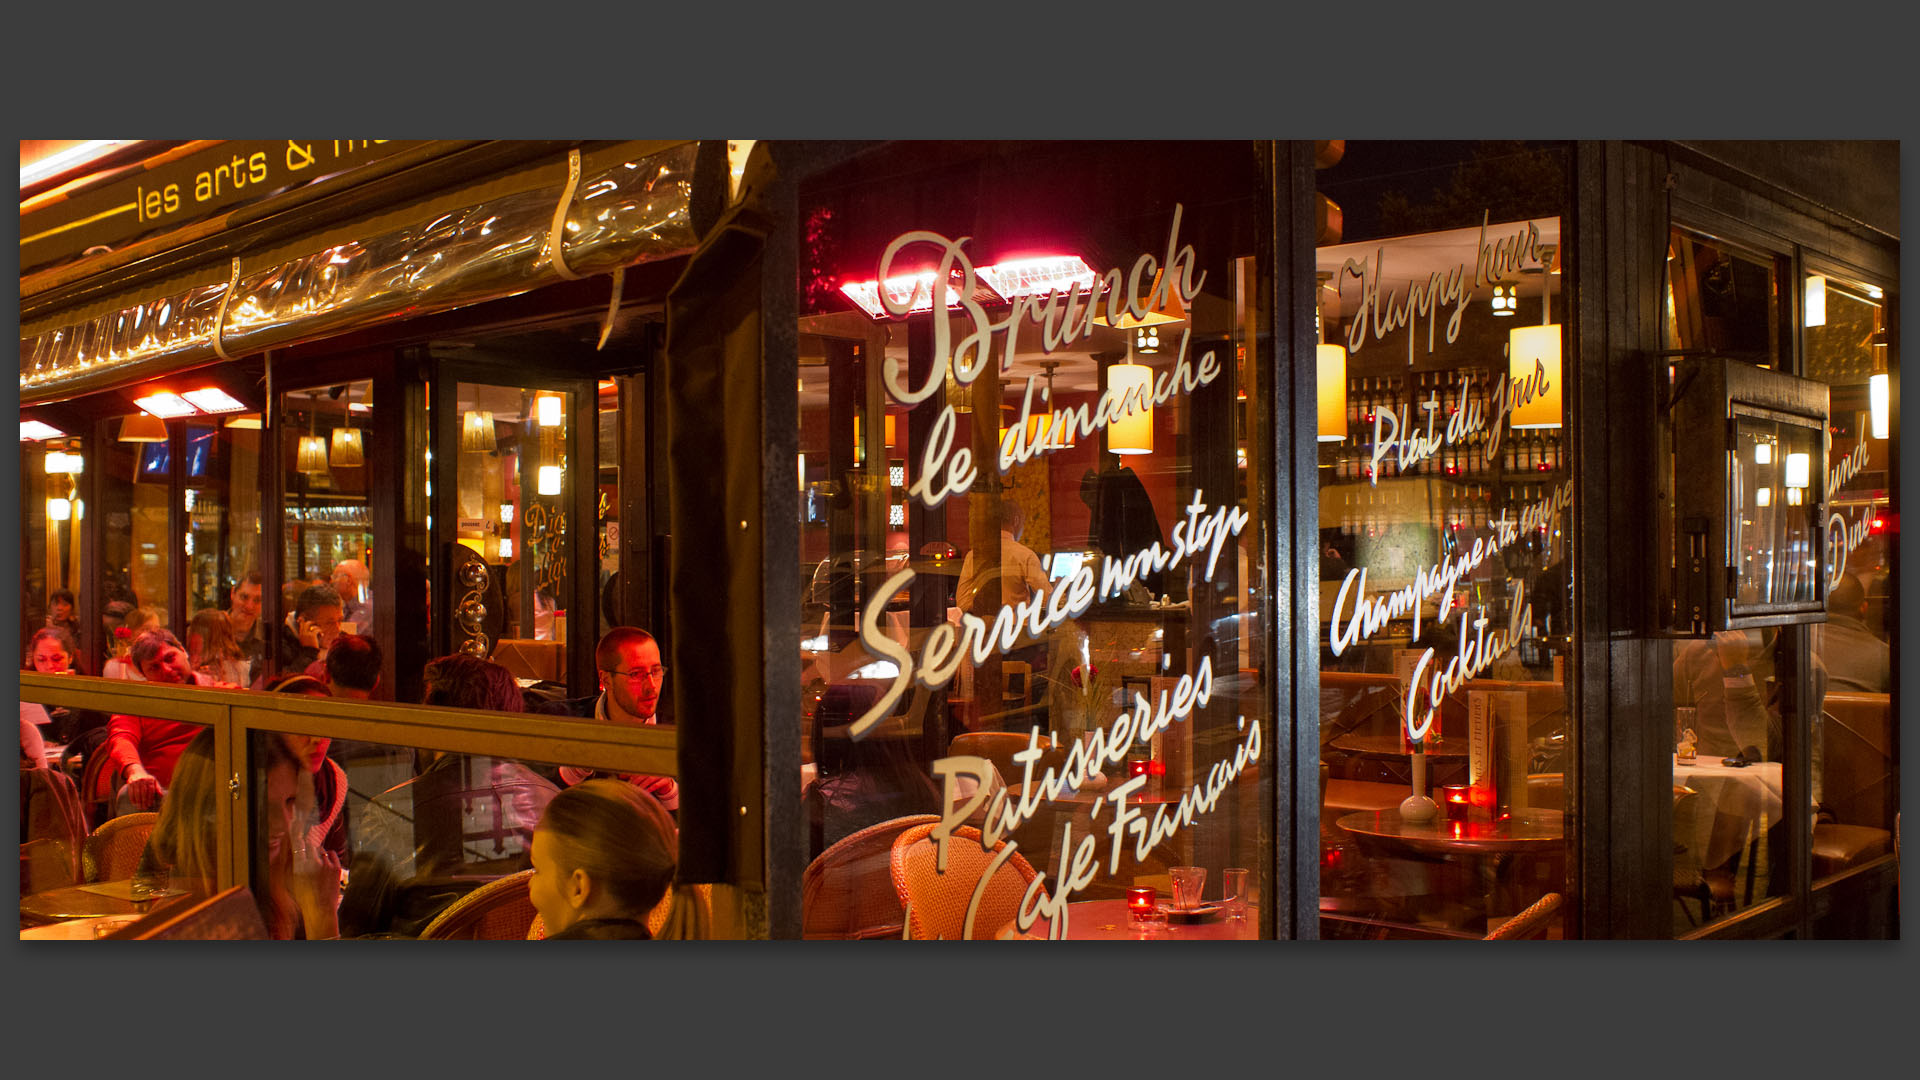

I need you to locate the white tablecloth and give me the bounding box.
[1673,756,1784,869]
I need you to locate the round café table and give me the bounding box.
[1335,808,1564,930]
[18,882,192,928]
[1328,735,1468,761]
[996,898,1257,941]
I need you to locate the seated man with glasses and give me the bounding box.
[560,627,678,812]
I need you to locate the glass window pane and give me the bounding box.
[274,381,375,685]
[1315,141,1572,939]
[100,413,175,664]
[1804,272,1897,922]
[452,381,579,691]
[797,142,1273,940]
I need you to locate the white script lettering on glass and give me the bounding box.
[1826,510,1876,593]
[1329,479,1570,654]
[912,678,1263,939]
[1339,212,1545,361]
[852,491,1249,740]
[1363,362,1552,487]
[888,207,1222,511]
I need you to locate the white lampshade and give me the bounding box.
[1804,275,1826,327]
[1317,344,1348,443]
[1106,362,1154,455]
[1508,324,1563,429]
[1754,441,1772,465]
[1784,452,1811,489]
[538,464,564,495]
[1755,487,1772,508]
[500,503,515,524]
[536,394,563,428]
[46,497,71,521]
[498,537,513,560]
[1869,372,1889,440]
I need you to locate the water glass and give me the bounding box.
[129,864,171,902]
[1169,866,1207,911]
[1220,868,1250,921]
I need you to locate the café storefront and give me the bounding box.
[16,140,1899,939]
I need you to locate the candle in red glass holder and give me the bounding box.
[1129,760,1151,779]
[1126,887,1157,914]
[1442,785,1472,822]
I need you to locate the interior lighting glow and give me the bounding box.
[46,498,72,521]
[1869,372,1889,440]
[538,465,564,495]
[21,420,66,440]
[181,387,247,413]
[536,395,563,427]
[134,392,198,418]
[972,256,1098,301]
[1784,452,1811,489]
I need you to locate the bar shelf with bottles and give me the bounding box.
[1321,361,1566,653]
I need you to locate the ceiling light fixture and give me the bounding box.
[181,387,247,413]
[134,391,198,418]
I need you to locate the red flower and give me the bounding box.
[113,626,131,640]
[1070,663,1097,689]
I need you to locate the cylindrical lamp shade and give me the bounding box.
[1106,363,1154,455]
[1508,324,1563,429]
[296,435,330,474]
[118,413,169,442]
[1869,372,1889,440]
[1755,487,1772,507]
[1804,275,1826,327]
[46,497,72,521]
[460,410,496,452]
[330,427,365,467]
[536,394,563,428]
[537,464,564,495]
[498,538,513,560]
[1317,344,1349,443]
[1754,441,1772,465]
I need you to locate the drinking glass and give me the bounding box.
[1220,868,1250,921]
[1170,866,1207,911]
[129,863,171,902]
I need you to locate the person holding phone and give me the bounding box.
[269,583,345,684]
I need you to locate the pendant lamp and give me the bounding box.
[1508,244,1562,430]
[1316,274,1348,443]
[460,410,497,453]
[330,428,365,467]
[1107,349,1155,455]
[118,413,169,442]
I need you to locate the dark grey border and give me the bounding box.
[8,0,1915,1072]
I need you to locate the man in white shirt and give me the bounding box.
[559,627,678,812]
[956,500,1050,613]
[956,501,1053,731]
[1812,572,1891,693]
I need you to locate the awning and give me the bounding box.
[20,140,701,405]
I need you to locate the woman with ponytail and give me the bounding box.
[528,779,706,940]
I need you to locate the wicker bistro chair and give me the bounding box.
[1483,891,1562,940]
[418,870,538,940]
[21,765,88,888]
[803,814,939,939]
[83,812,158,884]
[890,821,1044,941]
